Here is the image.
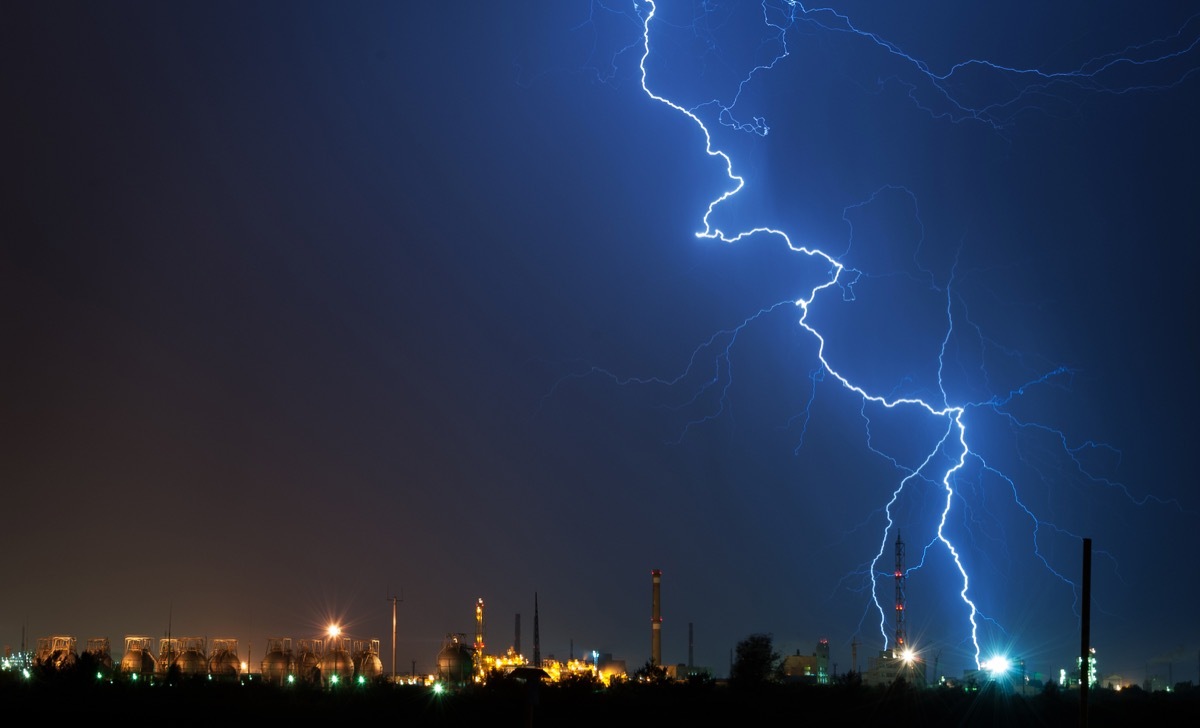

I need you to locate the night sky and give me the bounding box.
[3,2,1198,684]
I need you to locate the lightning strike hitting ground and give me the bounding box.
[550,1,1197,669]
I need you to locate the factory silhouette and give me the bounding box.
[5,540,1001,690]
[8,569,724,688]
[6,559,1200,727]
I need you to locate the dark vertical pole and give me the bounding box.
[651,570,662,666]
[688,622,694,668]
[1080,537,1091,728]
[533,592,540,668]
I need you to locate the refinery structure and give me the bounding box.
[2,565,1128,692]
[433,594,632,687]
[4,596,628,688]
[2,572,713,688]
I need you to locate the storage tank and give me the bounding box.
[296,639,323,683]
[208,639,240,679]
[437,634,475,684]
[175,637,207,677]
[320,638,355,686]
[85,638,113,670]
[261,638,294,685]
[353,639,383,681]
[120,636,157,676]
[157,638,179,675]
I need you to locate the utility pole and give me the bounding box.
[388,588,403,684]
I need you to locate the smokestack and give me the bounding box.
[514,613,521,656]
[651,569,662,666]
[533,592,541,668]
[688,622,693,668]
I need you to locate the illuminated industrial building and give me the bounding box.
[34,635,78,670]
[2,646,33,673]
[664,622,711,682]
[1058,647,1098,689]
[781,640,830,684]
[13,570,720,690]
[3,627,375,686]
[429,595,630,688]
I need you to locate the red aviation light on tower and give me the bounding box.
[651,569,662,666]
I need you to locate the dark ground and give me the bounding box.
[4,672,1199,727]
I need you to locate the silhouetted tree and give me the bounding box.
[730,633,780,688]
[554,670,602,695]
[632,659,668,684]
[836,669,862,689]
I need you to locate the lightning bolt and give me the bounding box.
[549,1,1195,669]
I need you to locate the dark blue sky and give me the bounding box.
[3,2,1198,683]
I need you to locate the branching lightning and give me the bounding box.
[550,0,1196,669]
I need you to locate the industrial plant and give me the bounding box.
[0,564,1139,695]
[3,582,648,688]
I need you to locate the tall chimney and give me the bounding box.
[514,613,521,656]
[688,622,694,668]
[533,592,541,668]
[651,569,662,666]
